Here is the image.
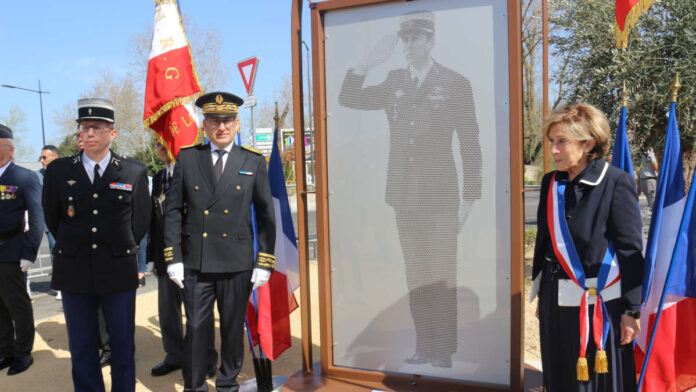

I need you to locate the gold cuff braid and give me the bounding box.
[163,247,174,263]
[257,252,276,269]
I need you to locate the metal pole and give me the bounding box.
[251,106,256,148]
[38,80,46,147]
[542,0,549,173]
[302,41,314,185]
[1,82,50,147]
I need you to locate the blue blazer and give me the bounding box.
[0,162,44,262]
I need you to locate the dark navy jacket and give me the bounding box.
[532,159,645,311]
[0,162,43,262]
[42,151,151,293]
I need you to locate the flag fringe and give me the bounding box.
[614,0,655,49]
[577,357,589,381]
[594,350,608,374]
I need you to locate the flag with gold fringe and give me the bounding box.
[615,0,654,49]
[143,0,201,160]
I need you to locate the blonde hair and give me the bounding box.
[542,103,610,162]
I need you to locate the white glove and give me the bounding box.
[251,268,271,291]
[167,263,184,289]
[20,259,34,272]
[146,262,154,273]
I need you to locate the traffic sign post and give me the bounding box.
[238,56,260,148]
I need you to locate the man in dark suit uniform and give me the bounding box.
[338,11,482,368]
[42,99,151,391]
[164,92,276,392]
[148,142,218,378]
[0,124,43,375]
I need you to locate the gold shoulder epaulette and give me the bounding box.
[180,144,198,150]
[242,145,263,155]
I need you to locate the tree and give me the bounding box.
[521,0,544,166]
[551,0,696,178]
[0,106,33,161]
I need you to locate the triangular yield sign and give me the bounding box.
[237,57,259,95]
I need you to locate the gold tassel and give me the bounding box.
[577,357,589,381]
[594,350,608,374]
[614,0,656,49]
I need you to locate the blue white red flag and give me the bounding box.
[611,106,635,176]
[635,102,696,392]
[245,128,300,360]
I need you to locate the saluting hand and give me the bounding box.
[620,314,640,345]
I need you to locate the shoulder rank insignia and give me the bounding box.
[241,145,263,155]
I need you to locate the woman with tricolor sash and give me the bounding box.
[531,103,644,391]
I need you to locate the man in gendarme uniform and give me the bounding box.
[42,98,151,391]
[164,91,276,392]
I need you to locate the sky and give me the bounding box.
[0,0,314,160]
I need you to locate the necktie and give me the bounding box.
[93,163,101,185]
[214,149,227,182]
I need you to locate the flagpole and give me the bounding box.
[290,0,314,374]
[638,73,682,392]
[542,0,550,173]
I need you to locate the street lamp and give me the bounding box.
[2,80,50,146]
[301,40,314,184]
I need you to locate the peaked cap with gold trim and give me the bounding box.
[195,91,244,118]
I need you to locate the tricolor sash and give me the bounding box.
[547,172,621,380]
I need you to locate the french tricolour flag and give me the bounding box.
[635,102,696,392]
[246,127,300,360]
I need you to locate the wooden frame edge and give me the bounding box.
[310,0,525,390]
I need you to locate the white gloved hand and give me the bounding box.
[167,263,184,289]
[251,268,271,291]
[146,262,154,273]
[20,259,34,273]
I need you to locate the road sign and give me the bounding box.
[237,56,259,95]
[242,95,257,108]
[256,134,273,142]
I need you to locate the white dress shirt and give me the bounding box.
[82,151,111,183]
[0,160,11,178]
[210,141,234,170]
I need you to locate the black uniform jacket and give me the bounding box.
[338,62,482,208]
[147,167,168,276]
[163,144,276,273]
[43,151,151,293]
[0,162,43,262]
[532,159,644,311]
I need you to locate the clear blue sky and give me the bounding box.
[0,0,313,159]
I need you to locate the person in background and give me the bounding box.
[37,145,60,298]
[638,146,659,211]
[0,123,44,375]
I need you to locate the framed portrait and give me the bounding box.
[310,0,523,390]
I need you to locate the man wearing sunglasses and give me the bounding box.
[42,98,151,391]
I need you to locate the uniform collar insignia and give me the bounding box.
[72,155,81,164]
[111,156,120,166]
[67,180,76,186]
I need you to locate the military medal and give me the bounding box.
[67,204,75,218]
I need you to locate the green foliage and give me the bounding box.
[524,228,538,250]
[56,133,80,158]
[131,138,165,176]
[551,0,696,176]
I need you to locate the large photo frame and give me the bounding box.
[311,0,524,390]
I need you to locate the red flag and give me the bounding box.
[143,0,201,159]
[615,0,654,49]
